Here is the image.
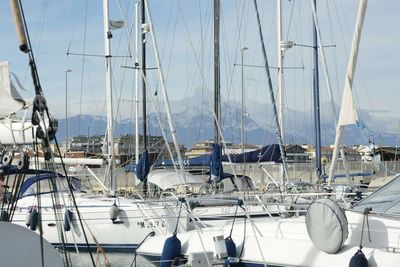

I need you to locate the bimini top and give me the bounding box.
[18,173,82,199]
[352,173,400,215]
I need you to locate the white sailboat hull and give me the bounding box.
[137,210,400,266]
[13,193,180,251]
[13,191,274,251]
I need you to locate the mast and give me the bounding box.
[214,0,221,145]
[102,0,116,195]
[241,47,248,153]
[65,69,71,150]
[277,0,286,186]
[277,0,284,143]
[253,0,288,184]
[135,0,140,165]
[141,0,148,151]
[312,0,322,180]
[310,0,350,184]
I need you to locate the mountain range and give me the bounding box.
[56,95,398,148]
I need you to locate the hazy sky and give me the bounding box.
[1,0,399,137]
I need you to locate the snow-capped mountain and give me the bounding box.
[57,96,397,148]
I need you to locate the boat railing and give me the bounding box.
[130,192,170,235]
[257,191,359,209]
[159,191,209,230]
[254,194,274,217]
[130,191,209,234]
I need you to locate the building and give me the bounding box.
[304,145,362,163]
[285,145,310,163]
[64,134,186,165]
[66,135,104,156]
[373,146,400,161]
[114,134,185,165]
[185,140,237,158]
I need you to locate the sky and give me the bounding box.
[0,0,399,139]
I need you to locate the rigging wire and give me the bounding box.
[114,4,180,175]
[155,0,179,138]
[221,0,247,144]
[31,1,47,62]
[16,0,98,264]
[195,0,206,144]
[173,0,249,189]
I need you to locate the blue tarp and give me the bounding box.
[124,164,136,173]
[151,144,282,168]
[222,144,282,163]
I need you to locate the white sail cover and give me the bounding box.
[0,61,26,118]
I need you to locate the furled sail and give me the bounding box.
[327,0,368,185]
[337,78,358,126]
[0,61,26,118]
[0,61,56,145]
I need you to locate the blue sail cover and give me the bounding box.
[135,150,150,182]
[222,144,282,163]
[210,144,224,183]
[150,144,282,169]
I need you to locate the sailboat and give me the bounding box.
[0,60,63,267]
[4,0,188,252]
[138,171,400,266]
[136,1,397,266]
[137,0,395,260]
[8,0,276,253]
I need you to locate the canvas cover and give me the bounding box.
[305,198,348,254]
[147,169,204,190]
[153,144,282,168]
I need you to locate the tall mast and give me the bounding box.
[240,47,248,153]
[277,0,286,186]
[102,0,116,195]
[141,0,148,151]
[312,0,322,179]
[277,0,284,143]
[134,1,140,165]
[214,0,221,145]
[253,0,288,184]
